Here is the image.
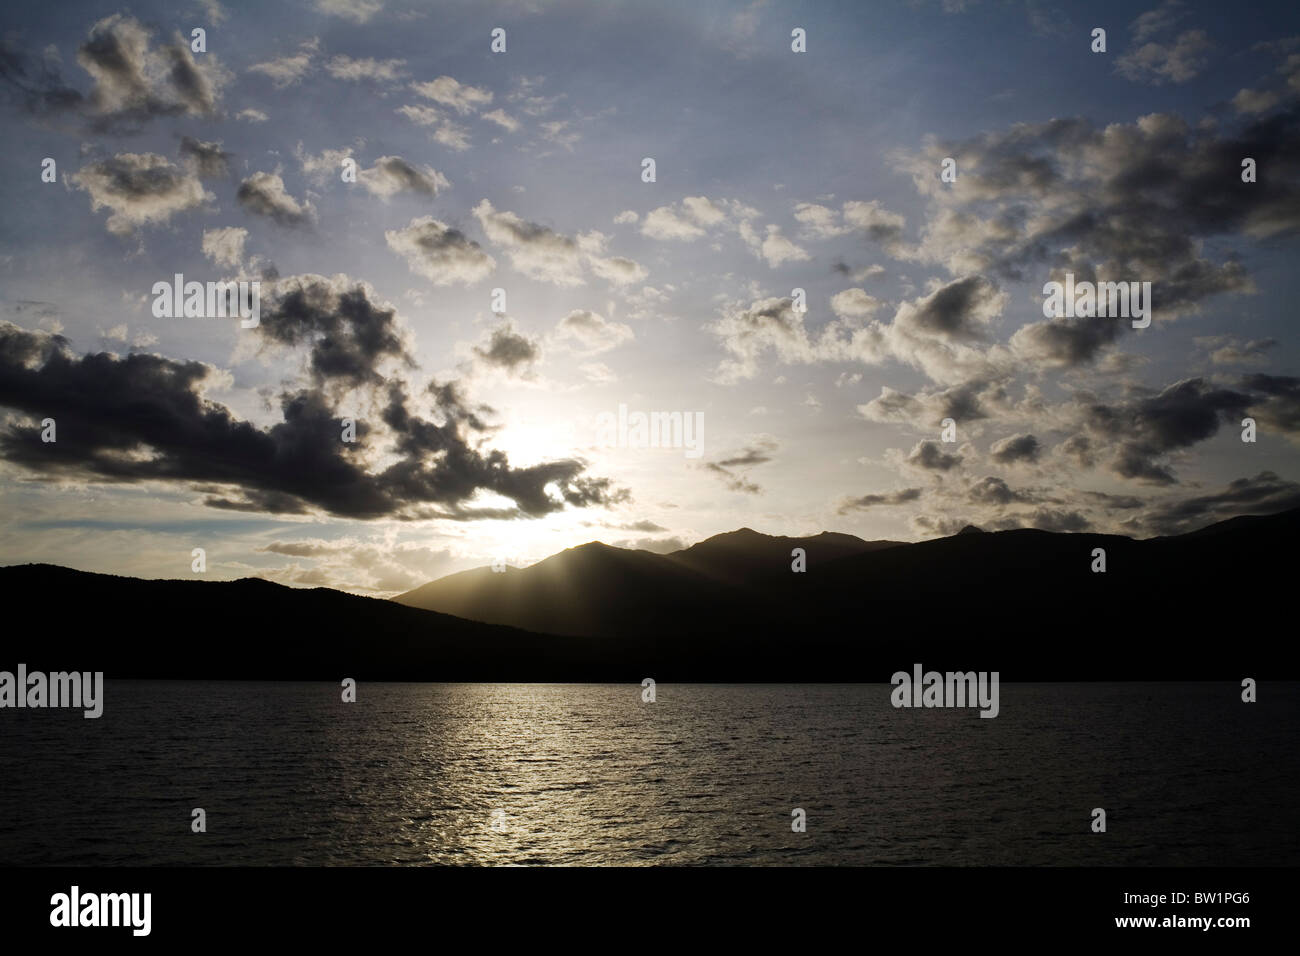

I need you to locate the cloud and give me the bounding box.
[708,296,838,383]
[481,108,519,132]
[313,0,383,23]
[642,206,707,241]
[385,216,496,286]
[842,200,908,250]
[236,171,316,228]
[967,475,1034,505]
[607,520,668,533]
[641,196,755,243]
[836,487,923,513]
[325,55,405,82]
[893,275,1002,342]
[833,262,886,282]
[199,0,229,25]
[432,121,471,151]
[0,305,626,523]
[611,536,688,554]
[1,15,228,126]
[794,199,907,253]
[1010,312,1127,369]
[294,143,354,182]
[201,226,248,269]
[897,109,1297,328]
[793,202,848,238]
[740,221,809,267]
[71,152,213,236]
[705,436,777,494]
[1196,336,1278,365]
[256,537,457,595]
[540,119,580,150]
[411,75,492,114]
[1070,378,1253,485]
[395,104,441,126]
[79,15,224,117]
[472,321,541,376]
[905,439,964,471]
[257,274,412,389]
[249,38,318,88]
[1131,0,1186,43]
[178,136,231,179]
[1020,507,1090,531]
[1232,87,1282,115]
[858,380,1003,430]
[989,432,1041,463]
[473,200,646,287]
[1139,471,1300,535]
[1117,29,1211,84]
[1241,373,1300,437]
[358,156,449,199]
[553,310,634,355]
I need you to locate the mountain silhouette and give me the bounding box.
[395,508,1300,679]
[393,529,901,637]
[3,509,1295,680]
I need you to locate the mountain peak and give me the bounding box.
[957,524,986,535]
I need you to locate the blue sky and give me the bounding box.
[2,0,1298,593]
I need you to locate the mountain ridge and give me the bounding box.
[4,507,1296,679]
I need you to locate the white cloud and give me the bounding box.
[411,75,493,114]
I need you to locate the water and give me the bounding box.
[1,682,1296,866]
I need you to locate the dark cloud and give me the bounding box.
[259,275,413,390]
[1,16,225,129]
[1081,491,1145,510]
[236,171,315,227]
[178,136,231,179]
[1140,471,1300,535]
[837,486,922,513]
[0,37,84,115]
[705,436,777,494]
[907,104,1300,326]
[896,275,1000,342]
[968,475,1032,505]
[1078,378,1254,484]
[906,439,963,471]
[1241,373,1300,434]
[608,520,668,532]
[989,432,1041,464]
[1010,313,1127,368]
[0,321,626,520]
[1024,507,1091,532]
[472,321,540,374]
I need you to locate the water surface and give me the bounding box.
[1,681,1295,865]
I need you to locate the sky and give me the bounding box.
[1,0,1299,595]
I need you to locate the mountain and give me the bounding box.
[393,529,902,637]
[3,509,1296,680]
[0,565,604,681]
[393,509,1300,678]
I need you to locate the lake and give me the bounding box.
[1,681,1296,866]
